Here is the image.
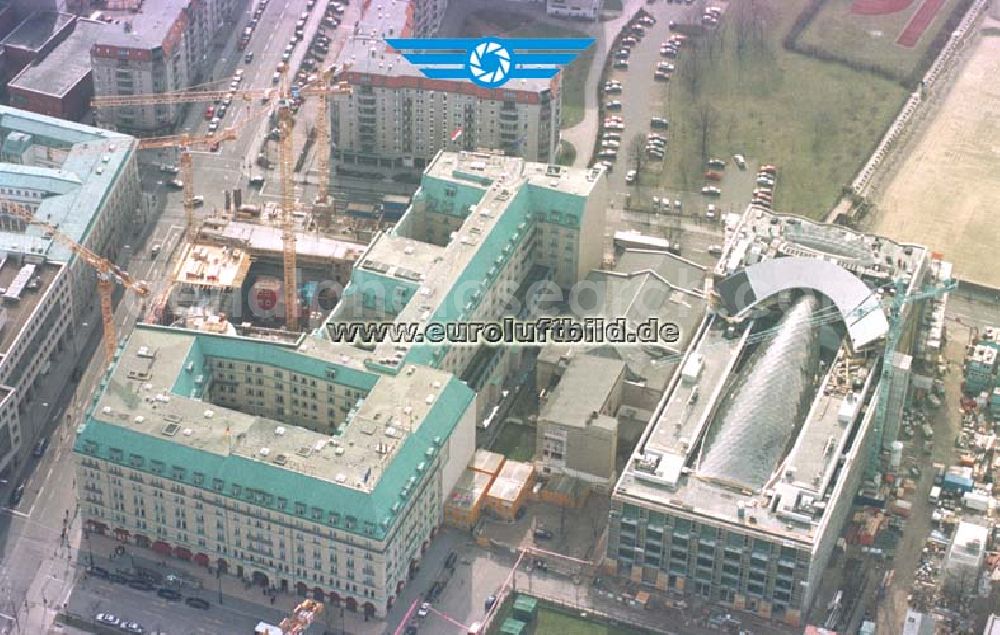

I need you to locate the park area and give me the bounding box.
[660,0,908,218]
[489,595,654,635]
[874,32,1000,288]
[461,11,594,128]
[798,0,964,81]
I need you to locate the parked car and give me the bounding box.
[701,186,722,196]
[404,625,418,635]
[605,100,623,110]
[646,148,664,160]
[602,132,622,141]
[167,179,184,189]
[650,117,669,129]
[485,594,497,611]
[597,150,618,160]
[733,154,747,169]
[8,483,24,506]
[603,81,623,93]
[160,164,180,174]
[759,164,777,175]
[707,158,726,169]
[95,613,120,626]
[533,528,554,540]
[417,602,431,618]
[613,59,629,70]
[704,170,723,181]
[185,597,210,610]
[32,437,48,458]
[653,71,670,81]
[625,169,637,185]
[244,52,254,63]
[128,579,154,592]
[708,245,724,256]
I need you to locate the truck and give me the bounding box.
[929,486,941,504]
[933,462,946,485]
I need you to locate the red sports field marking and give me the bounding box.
[896,0,946,46]
[850,0,913,16]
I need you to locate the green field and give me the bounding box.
[491,597,653,635]
[798,0,960,81]
[491,422,536,462]
[659,0,908,218]
[462,12,594,128]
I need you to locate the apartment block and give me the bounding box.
[0,105,139,479]
[76,327,476,618]
[332,1,559,169]
[91,0,235,135]
[328,150,607,417]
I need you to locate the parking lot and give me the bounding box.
[592,3,778,266]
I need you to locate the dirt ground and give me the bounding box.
[873,29,1000,288]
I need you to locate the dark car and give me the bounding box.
[8,483,24,506]
[109,573,129,585]
[485,594,497,611]
[533,528,553,540]
[244,52,254,63]
[404,625,418,635]
[157,588,182,601]
[32,437,48,458]
[128,579,154,592]
[88,566,110,579]
[185,597,210,610]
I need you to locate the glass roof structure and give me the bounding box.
[697,295,822,491]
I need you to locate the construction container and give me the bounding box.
[889,500,912,518]
[500,619,527,635]
[512,595,538,622]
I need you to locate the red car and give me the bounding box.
[704,170,723,181]
[759,164,777,175]
[204,106,215,120]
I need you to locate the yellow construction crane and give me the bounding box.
[138,129,238,239]
[277,599,323,634]
[3,203,149,365]
[92,76,352,332]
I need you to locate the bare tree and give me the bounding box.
[627,133,646,176]
[681,39,702,97]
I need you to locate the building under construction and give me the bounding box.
[606,207,953,627]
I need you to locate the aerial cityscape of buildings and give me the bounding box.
[0,0,994,633]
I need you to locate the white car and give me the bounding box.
[625,169,637,184]
[701,186,722,196]
[208,119,219,132]
[418,603,431,618]
[602,140,621,149]
[733,154,747,169]
[96,613,120,626]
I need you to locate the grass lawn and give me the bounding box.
[462,11,594,129]
[661,0,907,219]
[798,0,960,81]
[491,422,535,462]
[491,596,653,635]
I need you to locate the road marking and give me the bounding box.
[27,485,44,517]
[1,508,28,518]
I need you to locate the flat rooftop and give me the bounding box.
[337,2,551,93]
[90,0,187,49]
[174,242,251,289]
[8,19,107,97]
[0,260,60,358]
[540,356,624,427]
[0,106,135,262]
[213,221,366,264]
[358,153,604,366]
[1,11,73,52]
[78,325,474,538]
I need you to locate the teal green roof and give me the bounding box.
[74,374,474,541]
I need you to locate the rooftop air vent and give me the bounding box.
[273,454,288,466]
[275,426,286,436]
[161,423,180,436]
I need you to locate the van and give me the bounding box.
[249,175,265,187]
[151,244,162,258]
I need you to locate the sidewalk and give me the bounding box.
[81,533,386,635]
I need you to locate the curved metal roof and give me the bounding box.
[697,296,822,491]
[714,256,887,350]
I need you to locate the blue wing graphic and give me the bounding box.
[386,38,594,87]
